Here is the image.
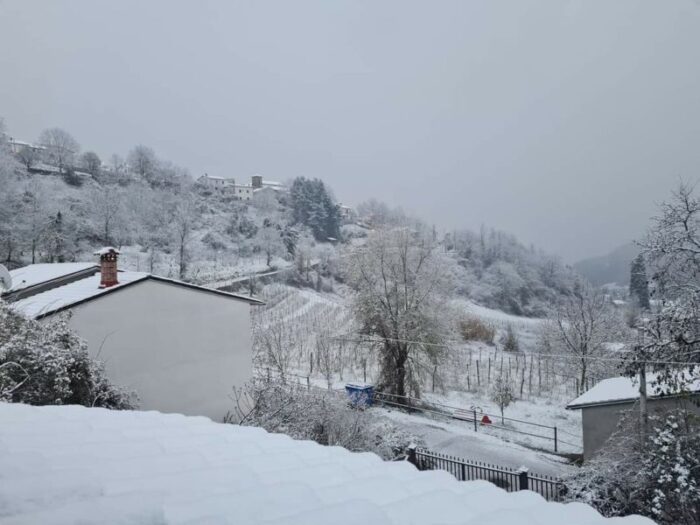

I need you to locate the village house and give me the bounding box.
[197,173,287,201]
[567,373,700,460]
[2,248,262,421]
[196,173,230,193]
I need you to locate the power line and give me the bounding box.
[328,334,700,368]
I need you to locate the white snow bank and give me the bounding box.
[0,403,654,524]
[567,372,700,409]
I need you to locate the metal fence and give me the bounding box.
[255,368,582,453]
[408,447,567,502]
[372,390,581,453]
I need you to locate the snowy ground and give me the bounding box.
[376,407,576,478]
[256,283,584,477]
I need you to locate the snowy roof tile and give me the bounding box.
[567,372,700,409]
[10,271,149,319]
[7,263,264,319]
[0,403,654,524]
[7,263,98,293]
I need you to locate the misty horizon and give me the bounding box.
[2,0,698,262]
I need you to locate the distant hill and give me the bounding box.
[574,243,639,286]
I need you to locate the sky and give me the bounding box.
[1,0,699,262]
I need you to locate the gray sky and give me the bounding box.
[1,0,699,261]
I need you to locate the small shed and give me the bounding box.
[567,373,700,460]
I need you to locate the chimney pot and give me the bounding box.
[94,247,120,288]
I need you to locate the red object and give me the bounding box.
[95,247,120,288]
[481,415,492,425]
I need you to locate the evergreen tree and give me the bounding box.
[290,177,341,241]
[629,254,650,310]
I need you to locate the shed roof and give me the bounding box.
[567,372,700,409]
[0,402,653,525]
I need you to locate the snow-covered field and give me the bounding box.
[254,283,585,477]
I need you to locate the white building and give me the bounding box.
[3,248,262,421]
[197,173,231,193]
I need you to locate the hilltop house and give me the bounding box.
[196,174,286,201]
[2,248,262,420]
[197,173,230,193]
[567,373,700,460]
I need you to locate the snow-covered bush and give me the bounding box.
[232,378,420,459]
[566,407,700,524]
[0,302,135,409]
[458,315,496,345]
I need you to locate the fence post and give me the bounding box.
[406,444,418,467]
[517,467,529,491]
[461,461,466,482]
[306,376,310,390]
[554,426,558,453]
[473,409,478,432]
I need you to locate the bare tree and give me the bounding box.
[256,323,295,381]
[171,195,197,280]
[90,186,124,245]
[38,128,79,172]
[80,151,101,176]
[256,224,283,267]
[345,227,454,398]
[127,145,158,183]
[626,182,700,392]
[550,281,622,388]
[21,180,48,263]
[16,145,40,170]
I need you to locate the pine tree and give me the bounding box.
[629,254,650,310]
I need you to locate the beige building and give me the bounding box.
[567,374,700,460]
[3,248,262,421]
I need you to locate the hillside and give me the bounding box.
[1,122,576,315]
[573,242,638,287]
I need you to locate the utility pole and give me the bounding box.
[639,362,648,447]
[637,330,648,448]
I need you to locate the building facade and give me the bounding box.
[4,250,262,421]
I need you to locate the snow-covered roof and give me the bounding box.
[7,263,264,319]
[7,263,98,293]
[567,372,700,409]
[94,246,120,256]
[0,402,653,525]
[11,271,149,319]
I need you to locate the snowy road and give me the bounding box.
[377,407,576,478]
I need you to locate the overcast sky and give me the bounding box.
[1,0,698,261]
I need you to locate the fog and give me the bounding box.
[1,0,698,261]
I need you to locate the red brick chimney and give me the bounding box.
[94,247,120,288]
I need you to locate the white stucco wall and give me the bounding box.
[54,279,253,421]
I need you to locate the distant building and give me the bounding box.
[8,138,45,155]
[197,173,231,193]
[197,174,286,201]
[567,373,700,460]
[338,204,356,223]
